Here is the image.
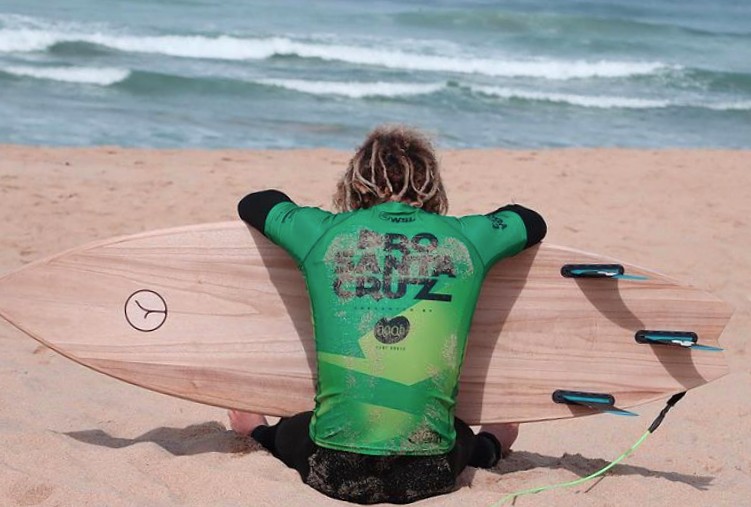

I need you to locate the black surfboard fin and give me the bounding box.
[553,390,638,417]
[635,330,724,352]
[561,264,648,281]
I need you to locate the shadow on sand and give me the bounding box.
[65,424,714,495]
[459,449,714,492]
[63,421,262,456]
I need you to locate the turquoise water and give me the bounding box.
[1,0,749,148]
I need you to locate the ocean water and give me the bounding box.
[1,0,749,149]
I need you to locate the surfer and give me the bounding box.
[232,125,546,504]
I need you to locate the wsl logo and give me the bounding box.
[374,317,410,344]
[124,289,167,332]
[331,229,460,302]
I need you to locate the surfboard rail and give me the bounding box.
[0,221,732,423]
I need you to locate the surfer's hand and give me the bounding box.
[479,423,519,458]
[228,410,268,437]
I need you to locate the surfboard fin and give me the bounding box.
[560,264,648,280]
[552,390,638,417]
[635,330,724,352]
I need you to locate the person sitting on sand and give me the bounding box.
[231,125,546,504]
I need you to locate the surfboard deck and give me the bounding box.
[0,222,731,424]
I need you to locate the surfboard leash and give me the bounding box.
[489,392,686,506]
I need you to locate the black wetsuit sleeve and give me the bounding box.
[490,204,547,248]
[237,190,293,236]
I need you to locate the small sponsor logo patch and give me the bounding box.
[374,316,410,344]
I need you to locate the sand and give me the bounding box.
[0,146,749,506]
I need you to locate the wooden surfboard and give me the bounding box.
[0,222,731,424]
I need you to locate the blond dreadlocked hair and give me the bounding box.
[333,125,448,215]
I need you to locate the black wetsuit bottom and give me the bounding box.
[251,412,501,505]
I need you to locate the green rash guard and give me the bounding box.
[256,198,537,456]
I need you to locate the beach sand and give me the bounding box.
[0,146,749,506]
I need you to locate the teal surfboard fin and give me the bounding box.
[635,330,724,352]
[561,264,648,280]
[552,390,638,417]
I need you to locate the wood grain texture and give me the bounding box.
[0,222,731,423]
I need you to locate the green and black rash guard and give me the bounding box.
[239,191,546,457]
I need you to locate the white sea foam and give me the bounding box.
[470,85,671,109]
[290,47,669,80]
[705,101,751,111]
[3,65,130,85]
[257,79,445,98]
[0,29,61,52]
[0,27,671,80]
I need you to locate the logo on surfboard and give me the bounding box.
[124,290,168,332]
